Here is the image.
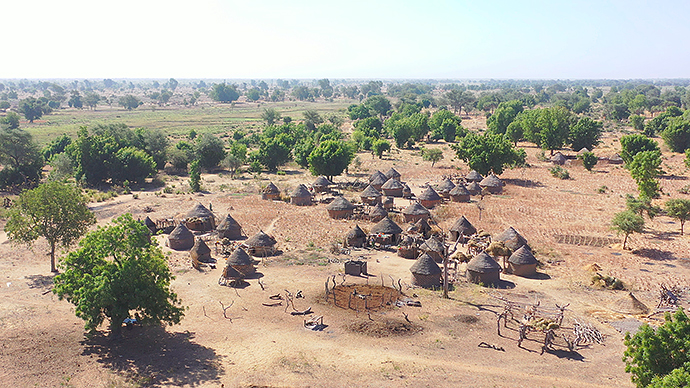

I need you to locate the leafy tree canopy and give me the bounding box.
[570,117,603,152]
[661,116,690,153]
[629,150,662,199]
[611,210,644,250]
[209,83,240,103]
[307,139,354,180]
[0,127,44,188]
[620,134,659,164]
[451,133,526,176]
[118,95,141,110]
[486,100,523,135]
[665,199,690,235]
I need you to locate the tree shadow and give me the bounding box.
[81,327,223,387]
[632,248,678,261]
[544,348,585,361]
[659,174,688,181]
[25,274,55,290]
[501,178,544,188]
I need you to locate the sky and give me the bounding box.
[2,0,689,80]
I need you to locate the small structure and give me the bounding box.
[262,182,281,200]
[402,183,413,198]
[243,230,277,256]
[449,216,477,243]
[479,174,503,194]
[551,152,566,165]
[369,171,388,191]
[411,218,432,239]
[397,235,418,259]
[507,246,538,277]
[382,196,395,211]
[369,216,403,245]
[610,292,650,315]
[381,178,404,197]
[369,203,388,222]
[410,252,442,288]
[167,224,195,250]
[402,202,430,223]
[185,203,216,232]
[385,167,401,181]
[419,236,445,263]
[436,178,456,199]
[418,186,443,209]
[326,196,356,219]
[345,225,367,248]
[312,176,333,193]
[217,214,243,240]
[360,185,382,205]
[144,216,157,234]
[608,154,624,165]
[466,181,481,195]
[449,183,471,203]
[190,238,213,263]
[219,265,244,286]
[495,226,528,251]
[577,147,591,156]
[226,247,255,276]
[290,184,313,206]
[465,170,484,182]
[466,251,501,285]
[344,259,367,276]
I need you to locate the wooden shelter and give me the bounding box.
[262,182,281,200]
[419,236,445,263]
[226,247,255,276]
[369,171,388,191]
[449,216,476,243]
[185,203,216,231]
[243,230,277,256]
[402,201,430,223]
[507,246,538,277]
[465,170,484,182]
[369,216,403,245]
[495,226,528,251]
[418,186,443,208]
[369,203,388,222]
[479,174,503,194]
[312,176,333,193]
[167,223,194,250]
[466,181,481,195]
[381,178,404,197]
[466,251,501,285]
[449,183,471,202]
[216,214,243,239]
[290,184,312,206]
[385,167,401,181]
[345,225,367,248]
[436,178,456,199]
[410,252,441,288]
[344,259,368,276]
[360,185,382,205]
[326,196,356,219]
[551,152,566,165]
[190,238,213,263]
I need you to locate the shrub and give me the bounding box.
[549,166,570,179]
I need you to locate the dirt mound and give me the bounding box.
[346,319,421,337]
[328,284,401,312]
[454,314,480,324]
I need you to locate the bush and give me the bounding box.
[549,166,570,179]
[578,151,598,171]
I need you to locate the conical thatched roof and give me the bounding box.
[327,196,356,211]
[222,265,243,279]
[610,292,649,315]
[508,246,537,265]
[245,230,277,247]
[577,147,591,155]
[436,178,456,193]
[370,216,403,235]
[144,216,156,229]
[369,203,388,218]
[402,202,430,216]
[418,186,442,201]
[449,183,471,197]
[169,223,194,241]
[420,236,445,253]
[313,176,333,187]
[291,184,312,198]
[217,214,241,233]
[187,203,214,219]
[450,216,476,236]
[496,226,528,251]
[410,252,442,275]
[385,167,401,180]
[467,251,501,273]
[551,152,566,164]
[191,238,211,256]
[227,247,254,266]
[415,218,432,233]
[381,178,404,190]
[465,170,484,182]
[479,174,503,188]
[467,182,481,194]
[361,185,382,198]
[369,170,387,184]
[402,183,412,194]
[263,182,280,194]
[346,224,366,239]
[609,154,624,163]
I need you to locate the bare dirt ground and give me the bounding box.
[2,127,690,387]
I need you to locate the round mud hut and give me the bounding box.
[402,183,413,198]
[419,236,445,263]
[507,246,538,277]
[360,185,382,205]
[551,152,566,165]
[369,216,403,245]
[466,251,501,285]
[381,178,404,197]
[369,203,388,222]
[436,178,456,199]
[410,252,442,288]
[608,153,624,165]
[466,181,481,195]
[226,247,256,276]
[326,196,356,219]
[385,167,401,181]
[167,223,195,250]
[262,182,281,200]
[479,174,503,194]
[402,202,430,223]
[220,264,245,286]
[449,216,476,243]
[312,176,333,193]
[408,218,432,239]
[449,183,471,203]
[382,196,395,211]
[345,225,367,248]
[190,238,213,263]
[465,170,484,183]
[418,186,443,209]
[243,230,277,256]
[185,203,216,232]
[369,171,388,191]
[290,184,313,206]
[217,214,243,240]
[397,235,418,259]
[495,226,528,251]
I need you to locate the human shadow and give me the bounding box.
[81,327,223,387]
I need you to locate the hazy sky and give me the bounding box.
[2,0,688,79]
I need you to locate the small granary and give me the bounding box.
[402,183,413,198]
[185,203,216,232]
[382,196,395,211]
[190,238,213,263]
[466,181,481,195]
[410,252,442,288]
[144,216,157,234]
[419,236,445,263]
[577,147,591,156]
[402,201,430,223]
[220,265,244,286]
[449,183,471,202]
[312,176,333,193]
[369,216,403,245]
[385,167,401,181]
[397,235,418,259]
[551,152,566,165]
[243,230,277,256]
[345,225,367,248]
[262,182,281,200]
[495,226,528,251]
[479,174,503,194]
[369,203,388,222]
[369,170,388,191]
[418,186,443,208]
[360,185,382,205]
[381,178,404,197]
[217,214,243,239]
[436,178,456,199]
[449,216,477,243]
[167,223,195,250]
[507,246,538,277]
[326,196,356,219]
[344,259,367,276]
[226,247,255,276]
[290,184,313,206]
[466,251,501,285]
[465,170,484,182]
[610,292,650,315]
[410,218,432,238]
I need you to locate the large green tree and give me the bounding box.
[487,100,523,135]
[611,210,644,250]
[4,182,96,272]
[451,133,526,176]
[620,134,659,164]
[53,214,184,337]
[661,117,690,153]
[118,95,141,110]
[570,117,603,152]
[307,140,354,181]
[18,97,48,122]
[0,127,44,188]
[195,133,226,169]
[665,199,690,235]
[209,83,240,103]
[629,150,663,199]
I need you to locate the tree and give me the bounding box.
[624,308,690,387]
[1,111,20,129]
[612,210,644,250]
[0,127,44,188]
[4,182,96,273]
[53,214,184,338]
[83,92,101,110]
[209,83,239,103]
[629,150,662,199]
[578,151,598,171]
[258,133,293,171]
[364,95,392,118]
[307,140,354,181]
[0,101,10,112]
[630,115,645,131]
[626,194,661,219]
[661,117,690,153]
[246,88,261,101]
[260,108,281,126]
[18,97,47,122]
[429,109,463,142]
[451,133,526,176]
[111,147,156,184]
[118,94,141,110]
[537,106,574,154]
[68,91,83,109]
[189,160,201,192]
[487,100,523,135]
[665,199,690,235]
[371,139,390,159]
[303,110,323,131]
[195,133,226,169]
[620,134,659,164]
[422,148,443,167]
[570,117,603,152]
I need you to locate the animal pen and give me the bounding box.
[325,276,403,313]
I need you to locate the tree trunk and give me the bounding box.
[681,220,685,235]
[623,234,628,250]
[109,315,125,338]
[50,241,57,273]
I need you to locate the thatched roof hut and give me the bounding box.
[345,225,367,248]
[385,167,401,181]
[408,218,432,238]
[465,170,484,182]
[610,292,649,315]
[479,174,503,194]
[466,181,481,195]
[507,246,538,277]
[449,183,471,203]
[369,171,388,191]
[190,238,213,263]
[436,178,456,198]
[418,186,443,209]
[496,226,528,251]
[217,214,243,240]
[609,154,624,165]
[410,252,441,288]
[466,251,501,285]
[167,223,195,250]
[243,230,277,256]
[312,176,333,193]
[360,185,382,205]
[397,235,418,259]
[290,184,312,206]
[577,147,591,156]
[419,236,445,263]
[221,264,244,281]
[369,203,388,222]
[381,178,404,197]
[262,182,281,200]
[370,216,403,244]
[326,196,356,219]
[144,216,157,234]
[449,216,476,242]
[186,203,216,231]
[227,247,255,276]
[551,152,566,165]
[402,201,430,223]
[382,196,395,211]
[402,183,412,198]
